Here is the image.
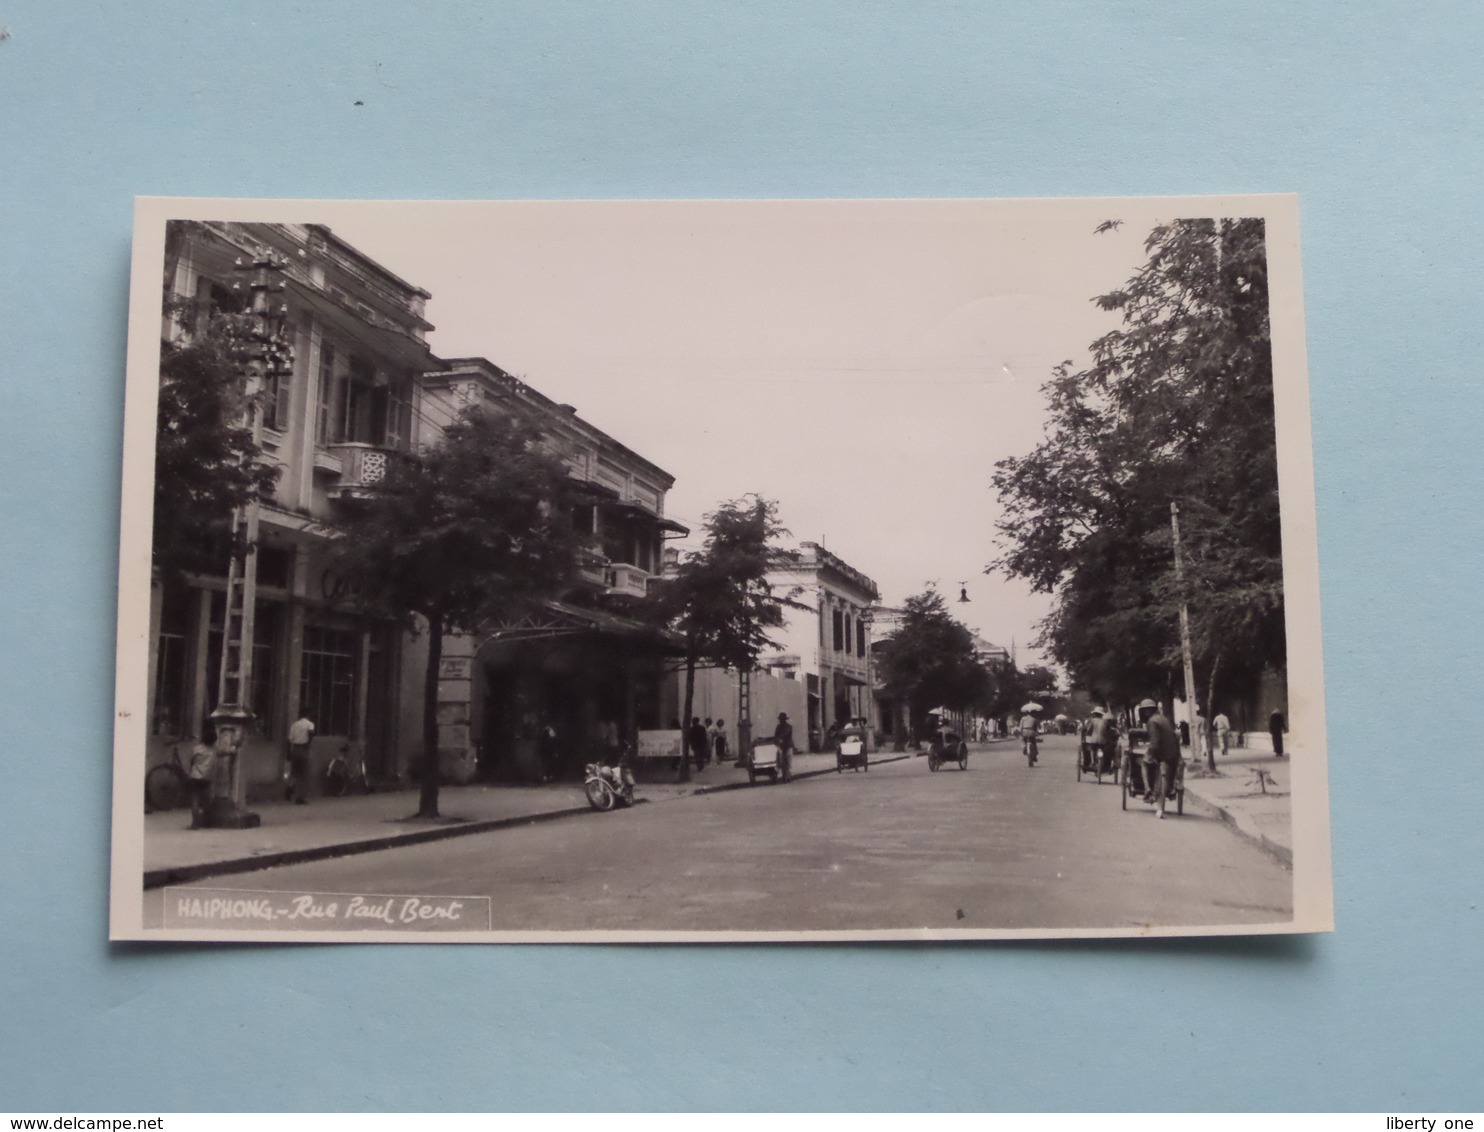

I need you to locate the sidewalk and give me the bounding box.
[142,748,912,888]
[1179,744,1293,866]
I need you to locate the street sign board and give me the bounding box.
[636,729,683,760]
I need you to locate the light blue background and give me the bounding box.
[2,1,1479,1112]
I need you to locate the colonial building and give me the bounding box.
[402,357,689,783]
[147,224,687,798]
[757,542,879,751]
[149,220,438,798]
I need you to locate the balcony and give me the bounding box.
[325,442,395,499]
[605,563,650,598]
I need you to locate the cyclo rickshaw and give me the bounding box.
[835,723,869,772]
[1118,724,1185,815]
[747,736,791,785]
[927,725,969,772]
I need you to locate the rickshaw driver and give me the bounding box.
[1094,707,1119,776]
[1139,699,1182,819]
[1081,707,1107,773]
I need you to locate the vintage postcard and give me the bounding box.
[110,195,1332,941]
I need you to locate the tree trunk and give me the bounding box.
[1204,650,1222,773]
[678,648,697,783]
[418,609,444,819]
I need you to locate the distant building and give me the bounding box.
[758,542,880,750]
[971,634,1010,667]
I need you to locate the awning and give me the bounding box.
[572,479,621,501]
[476,600,685,654]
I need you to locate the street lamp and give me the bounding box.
[205,245,292,829]
[958,582,970,603]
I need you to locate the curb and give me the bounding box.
[1179,781,1293,868]
[142,750,952,889]
[143,803,596,890]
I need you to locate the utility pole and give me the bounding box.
[737,667,752,766]
[736,601,753,766]
[206,246,292,828]
[1170,501,1212,773]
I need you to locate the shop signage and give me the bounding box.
[636,729,683,760]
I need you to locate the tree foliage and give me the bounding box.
[152,309,281,584]
[992,218,1283,711]
[641,496,798,780]
[875,589,989,731]
[327,408,584,816]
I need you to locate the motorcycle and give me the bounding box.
[583,757,636,811]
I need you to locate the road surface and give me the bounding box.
[145,736,1292,932]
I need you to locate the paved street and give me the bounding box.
[143,736,1292,932]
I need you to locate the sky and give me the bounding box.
[316,198,1158,669]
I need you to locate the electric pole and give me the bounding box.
[1170,501,1212,773]
[206,246,292,828]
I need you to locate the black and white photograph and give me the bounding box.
[110,195,1331,941]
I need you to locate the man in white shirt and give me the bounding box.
[1213,711,1231,756]
[287,714,315,804]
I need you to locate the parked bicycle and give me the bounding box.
[324,742,370,797]
[145,744,190,812]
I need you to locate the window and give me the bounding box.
[832,609,843,652]
[340,356,383,444]
[152,586,194,736]
[300,625,357,737]
[857,618,866,657]
[319,352,410,448]
[316,344,336,445]
[261,325,294,433]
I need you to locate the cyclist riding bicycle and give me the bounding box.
[1018,707,1041,764]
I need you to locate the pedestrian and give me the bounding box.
[1214,710,1231,756]
[1140,699,1181,819]
[286,712,315,804]
[711,718,729,762]
[1269,709,1286,758]
[187,722,218,829]
[537,722,560,782]
[687,716,710,771]
[773,712,796,780]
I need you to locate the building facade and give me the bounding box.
[757,542,880,751]
[147,223,686,798]
[402,357,688,784]
[149,220,438,798]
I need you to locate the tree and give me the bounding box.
[991,218,1282,717]
[152,307,281,585]
[641,496,795,782]
[327,408,584,818]
[874,589,988,741]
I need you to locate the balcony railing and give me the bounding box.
[325,442,395,498]
[605,563,649,598]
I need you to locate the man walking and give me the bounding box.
[773,712,796,781]
[286,712,315,804]
[687,716,710,772]
[1140,699,1181,819]
[1269,709,1286,758]
[1213,710,1231,756]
